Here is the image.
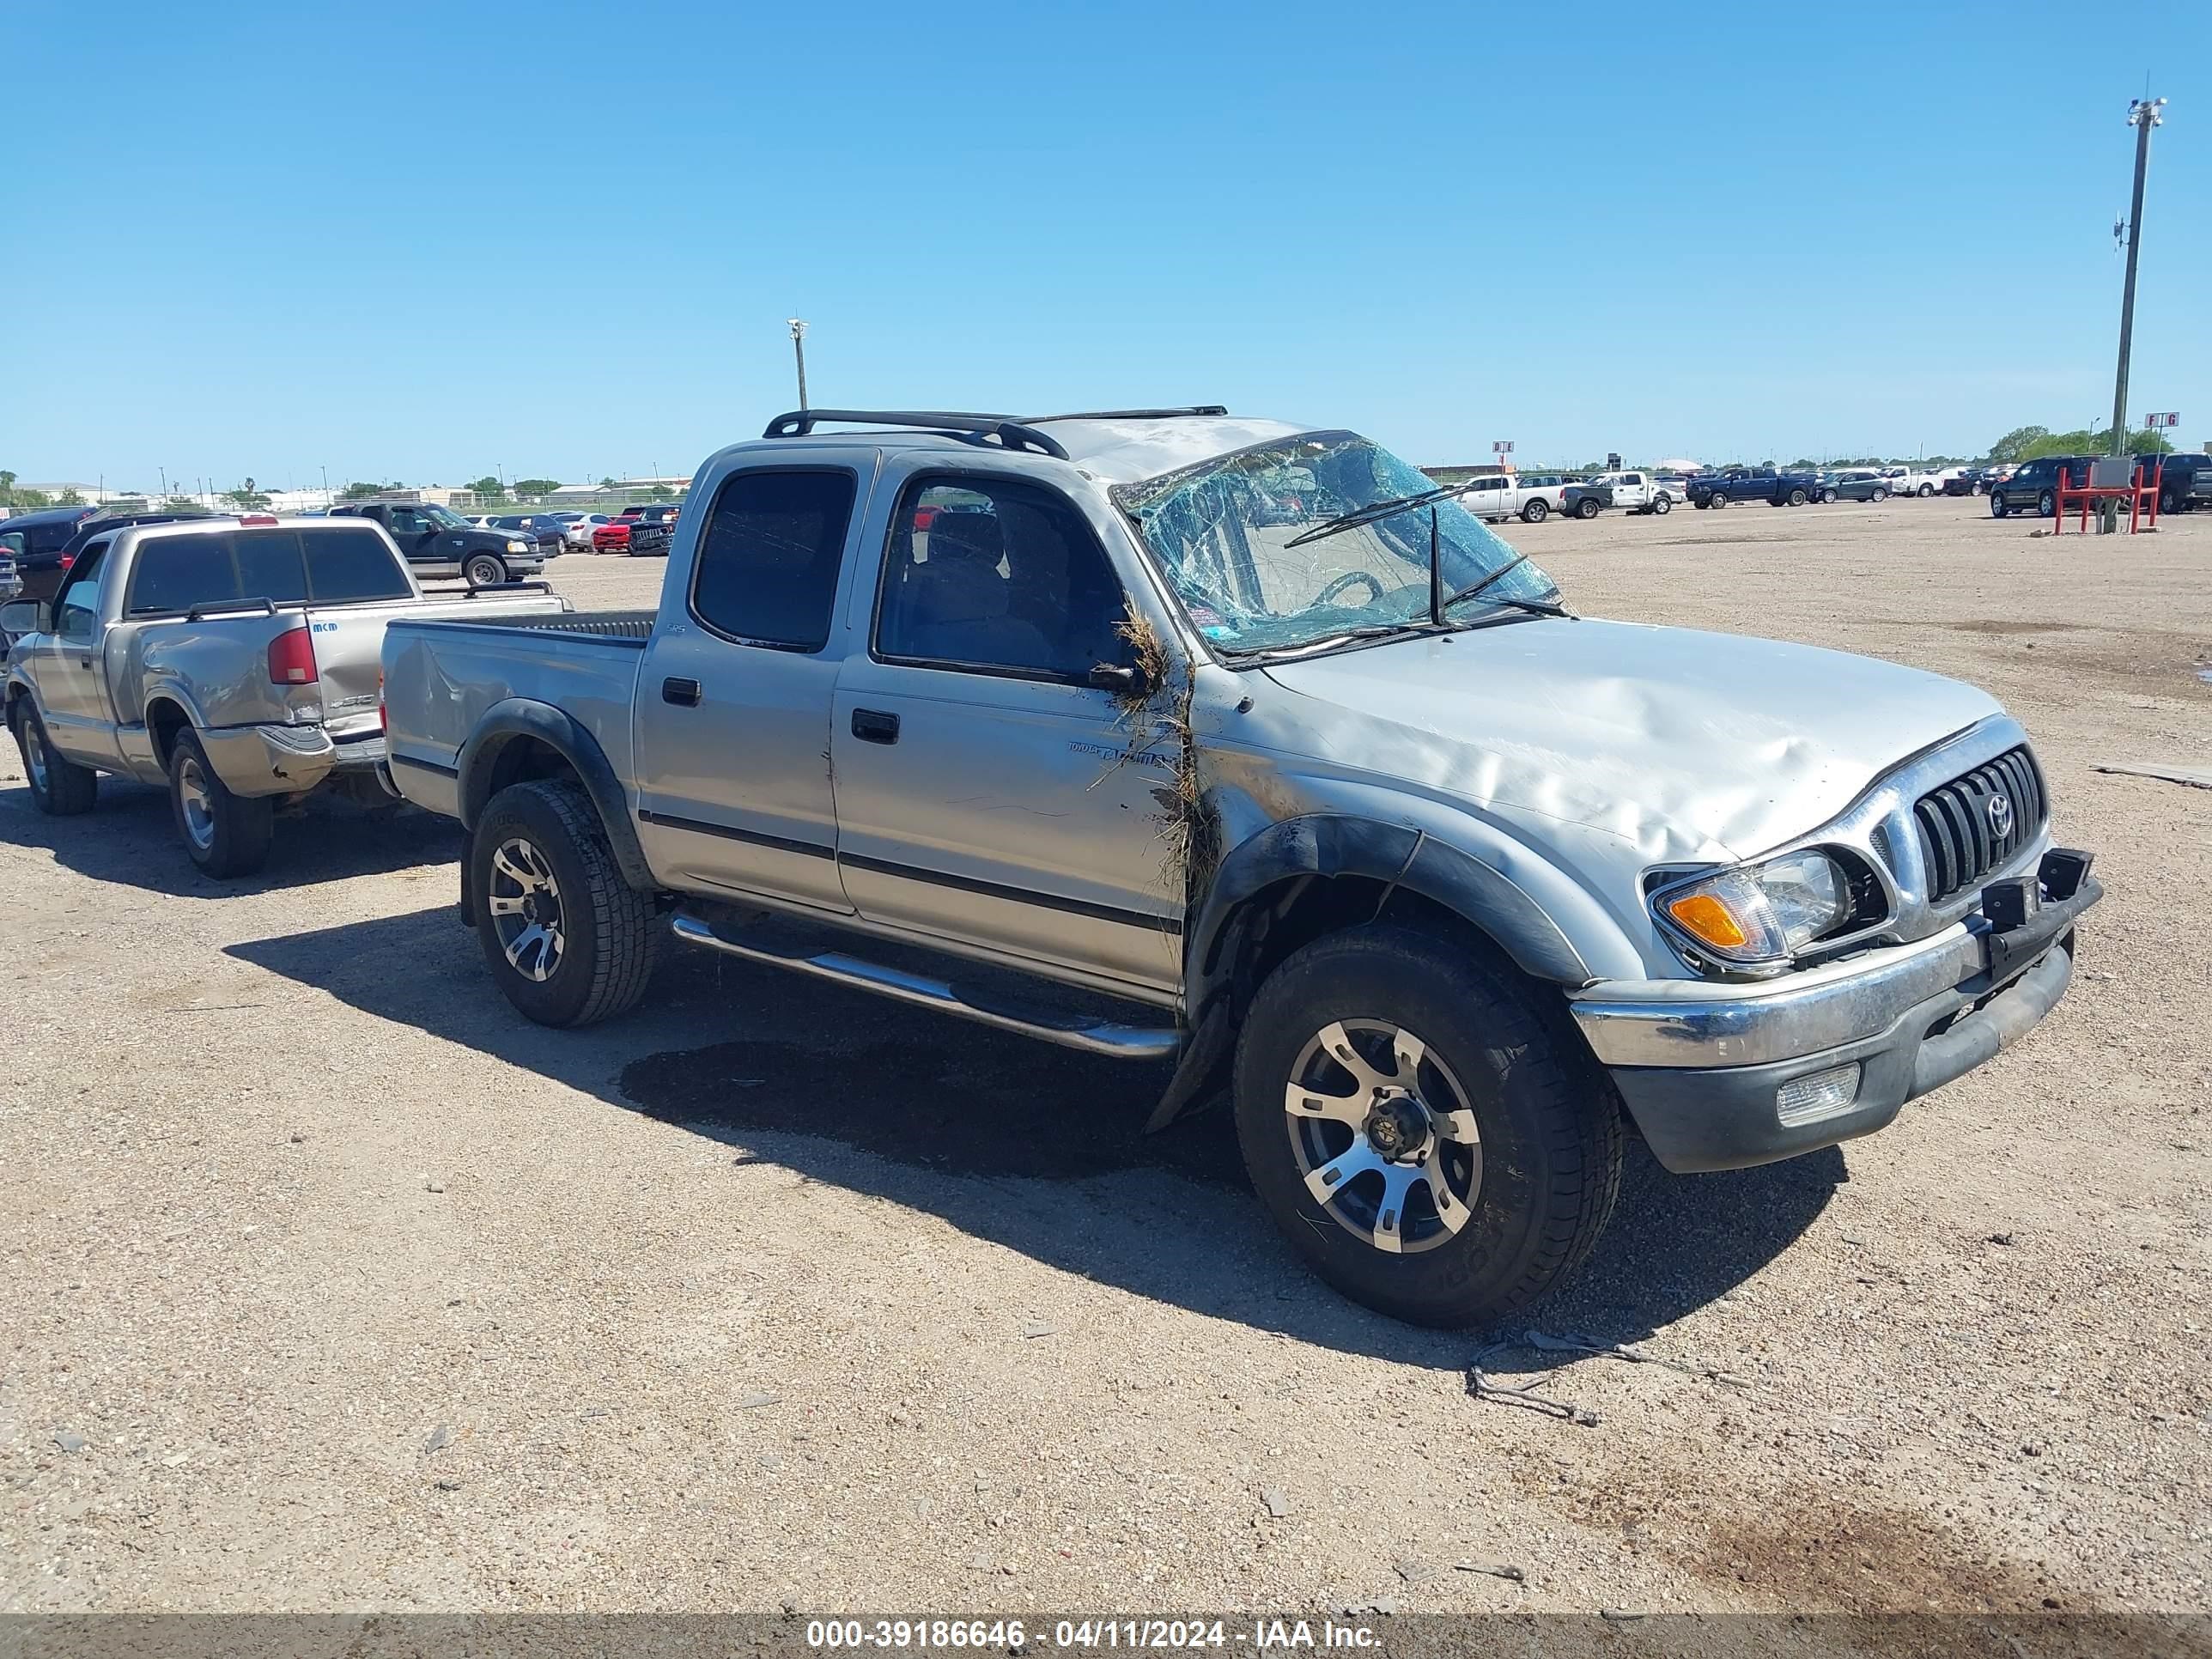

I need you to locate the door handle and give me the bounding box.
[851,708,900,744]
[661,677,702,707]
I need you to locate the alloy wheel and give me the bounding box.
[487,836,565,981]
[1284,1018,1482,1255]
[176,753,216,851]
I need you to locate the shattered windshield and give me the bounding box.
[1112,430,1558,655]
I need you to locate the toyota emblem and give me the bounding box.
[1987,793,2014,838]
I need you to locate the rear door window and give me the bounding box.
[690,469,858,650]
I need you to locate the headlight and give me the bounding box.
[506,539,530,553]
[1654,850,1849,964]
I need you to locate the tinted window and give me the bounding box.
[126,535,242,616]
[301,527,410,602]
[877,476,1128,681]
[690,470,856,649]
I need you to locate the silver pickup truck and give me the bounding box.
[3,514,567,876]
[380,408,2100,1327]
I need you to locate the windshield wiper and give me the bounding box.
[1283,478,1481,549]
[1439,550,1573,619]
[1223,623,1424,664]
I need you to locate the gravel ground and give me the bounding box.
[2,496,2207,1617]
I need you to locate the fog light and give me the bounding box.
[1775,1062,1862,1127]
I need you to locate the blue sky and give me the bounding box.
[5,0,2206,489]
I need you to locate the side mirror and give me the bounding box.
[1,599,46,636]
[1087,660,1150,696]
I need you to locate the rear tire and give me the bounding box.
[1233,923,1621,1328]
[470,780,660,1028]
[1651,494,1671,514]
[167,730,273,877]
[1520,499,1548,524]
[1918,483,1936,497]
[465,553,508,586]
[1787,487,1808,507]
[12,700,98,816]
[1872,486,1889,502]
[1575,497,1600,520]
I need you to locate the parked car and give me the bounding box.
[1986,456,2099,519]
[328,500,546,585]
[2136,453,2212,515]
[380,404,2100,1328]
[556,512,615,550]
[1559,477,1614,519]
[1453,473,1563,525]
[0,505,101,603]
[486,514,568,559]
[0,514,566,874]
[1653,471,1695,502]
[1590,471,1674,515]
[1690,467,1817,508]
[591,517,671,556]
[1889,468,1942,498]
[1817,469,1892,504]
[1940,467,1987,497]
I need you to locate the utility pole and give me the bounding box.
[787,319,810,410]
[2110,97,2165,456]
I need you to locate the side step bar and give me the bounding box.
[670,912,1179,1060]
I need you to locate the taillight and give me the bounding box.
[267,624,318,686]
[58,554,74,570]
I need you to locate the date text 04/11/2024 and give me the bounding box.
[802,1620,1382,1650]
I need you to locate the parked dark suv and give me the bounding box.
[0,505,100,602]
[2136,453,2212,516]
[1987,457,2098,520]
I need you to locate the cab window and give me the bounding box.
[875,476,1130,683]
[56,543,112,641]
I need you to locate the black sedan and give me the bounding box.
[486,514,567,559]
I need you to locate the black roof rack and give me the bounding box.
[1022,406,1228,422]
[761,410,1069,460]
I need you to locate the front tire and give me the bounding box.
[1520,499,1548,524]
[470,780,660,1028]
[12,700,98,816]
[1990,492,2009,518]
[465,553,509,586]
[1232,923,1622,1328]
[1706,492,1727,509]
[2037,489,2057,519]
[168,730,273,877]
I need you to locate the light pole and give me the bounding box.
[2110,97,2165,457]
[787,319,810,411]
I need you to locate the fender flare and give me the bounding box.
[1188,815,1592,996]
[456,698,655,892]
[1147,815,1598,1133]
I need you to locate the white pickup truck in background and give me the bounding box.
[1455,472,1564,524]
[2,514,567,876]
[1589,471,1677,515]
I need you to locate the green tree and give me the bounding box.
[1987,426,2051,463]
[340,481,384,501]
[220,484,273,511]
[161,495,204,514]
[467,475,505,497]
[511,477,561,496]
[599,476,617,489]
[647,484,675,501]
[56,488,87,505]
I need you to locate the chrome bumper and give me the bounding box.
[198,725,388,798]
[1571,874,2100,1069]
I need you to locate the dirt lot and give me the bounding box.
[3,496,2207,1617]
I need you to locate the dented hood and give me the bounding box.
[1259,617,2001,861]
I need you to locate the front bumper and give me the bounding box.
[1571,868,2101,1173]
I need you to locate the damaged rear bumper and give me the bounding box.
[198,723,390,799]
[1569,873,2101,1173]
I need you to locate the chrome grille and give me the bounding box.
[1912,745,2046,903]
